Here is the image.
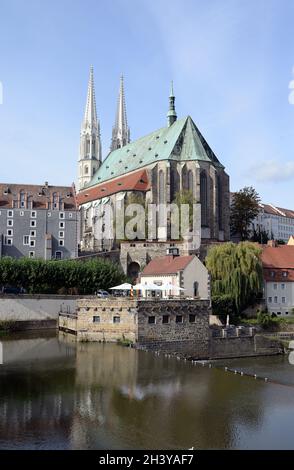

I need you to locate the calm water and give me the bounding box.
[0,331,294,450]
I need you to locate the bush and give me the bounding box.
[211,294,236,319]
[0,257,126,295]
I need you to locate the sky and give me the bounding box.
[0,0,293,207]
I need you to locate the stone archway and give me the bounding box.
[127,262,141,281]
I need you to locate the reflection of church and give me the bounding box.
[77,68,230,277]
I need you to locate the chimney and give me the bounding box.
[267,240,278,247]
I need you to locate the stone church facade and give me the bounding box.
[77,70,230,278]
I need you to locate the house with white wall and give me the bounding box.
[140,250,210,299]
[262,242,294,317]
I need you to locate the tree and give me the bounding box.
[230,186,260,241]
[206,242,263,315]
[250,227,270,244]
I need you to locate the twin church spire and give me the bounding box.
[78,68,130,190]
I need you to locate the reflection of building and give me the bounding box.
[0,182,79,259]
[77,70,230,277]
[140,250,210,299]
[262,242,294,316]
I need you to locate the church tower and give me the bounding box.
[110,75,130,151]
[78,66,102,191]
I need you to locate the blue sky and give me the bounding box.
[0,0,293,207]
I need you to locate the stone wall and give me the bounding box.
[74,298,138,342]
[210,334,282,359]
[137,299,210,359]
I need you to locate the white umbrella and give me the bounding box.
[133,282,163,291]
[109,283,133,290]
[161,282,185,291]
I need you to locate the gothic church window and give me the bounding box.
[159,170,164,204]
[85,166,89,175]
[218,175,223,230]
[200,171,208,226]
[188,170,193,193]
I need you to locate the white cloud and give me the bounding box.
[249,160,294,182]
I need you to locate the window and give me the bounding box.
[274,296,278,303]
[4,237,13,246]
[282,297,286,303]
[55,251,62,260]
[162,315,169,324]
[53,193,59,209]
[268,297,272,303]
[23,235,29,246]
[176,315,183,323]
[282,271,288,278]
[7,229,13,236]
[31,211,36,218]
[93,316,100,323]
[59,212,65,219]
[20,211,24,216]
[193,281,199,297]
[59,240,64,246]
[7,219,13,227]
[113,316,120,324]
[189,314,196,323]
[188,170,193,193]
[200,171,208,226]
[270,271,275,277]
[47,212,51,217]
[148,316,156,324]
[59,221,65,229]
[20,191,25,208]
[30,239,35,247]
[281,284,285,290]
[30,230,36,237]
[69,213,73,218]
[8,210,13,217]
[30,220,36,227]
[59,231,64,238]
[85,165,89,175]
[29,251,35,258]
[273,284,277,290]
[158,170,164,204]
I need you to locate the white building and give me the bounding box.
[262,242,294,317]
[140,249,210,299]
[252,204,294,243]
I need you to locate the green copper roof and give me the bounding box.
[86,115,224,188]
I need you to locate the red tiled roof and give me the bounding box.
[0,183,77,210]
[77,169,150,205]
[262,246,294,282]
[142,255,195,275]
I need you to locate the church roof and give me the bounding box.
[86,115,224,188]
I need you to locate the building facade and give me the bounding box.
[140,250,210,299]
[252,203,294,243]
[77,77,230,277]
[262,242,294,316]
[0,182,79,260]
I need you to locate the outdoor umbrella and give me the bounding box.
[109,283,133,290]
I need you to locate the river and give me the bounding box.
[0,331,293,450]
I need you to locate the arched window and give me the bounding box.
[159,170,164,204]
[86,140,90,154]
[193,281,199,297]
[218,175,223,230]
[85,165,89,175]
[188,170,193,193]
[53,192,58,209]
[92,140,95,156]
[200,171,208,226]
[20,191,25,208]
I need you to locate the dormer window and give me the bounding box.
[282,271,288,278]
[20,191,25,208]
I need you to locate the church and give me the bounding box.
[76,67,230,278]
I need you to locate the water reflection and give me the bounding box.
[0,331,294,449]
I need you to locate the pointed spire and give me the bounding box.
[167,80,177,127]
[111,75,130,151]
[78,66,102,191]
[83,65,98,128]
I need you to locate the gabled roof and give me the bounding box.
[86,115,224,188]
[262,246,294,269]
[76,169,150,205]
[141,255,195,275]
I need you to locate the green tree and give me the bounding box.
[206,242,263,315]
[231,186,260,241]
